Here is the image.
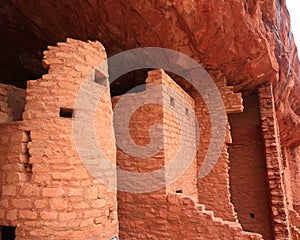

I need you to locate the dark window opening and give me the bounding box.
[59,108,73,118]
[23,131,32,180]
[175,190,182,194]
[250,213,255,219]
[170,97,175,107]
[1,226,16,240]
[110,69,150,97]
[185,108,189,116]
[24,163,32,173]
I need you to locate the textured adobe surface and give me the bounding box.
[0,39,118,239]
[0,1,299,237]
[0,0,299,147]
[113,69,264,239]
[229,95,273,239]
[0,37,299,239]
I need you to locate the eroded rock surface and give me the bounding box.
[0,0,299,145]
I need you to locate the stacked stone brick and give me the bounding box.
[0,39,118,239]
[0,38,299,239]
[166,193,263,240]
[228,94,274,239]
[259,84,291,239]
[113,68,264,239]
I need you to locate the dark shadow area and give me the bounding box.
[109,69,150,97]
[1,226,16,240]
[228,94,274,240]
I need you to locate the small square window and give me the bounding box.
[170,97,175,107]
[1,226,16,240]
[59,108,73,118]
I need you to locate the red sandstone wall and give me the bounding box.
[114,69,198,239]
[113,109,167,239]
[114,69,257,239]
[1,37,299,240]
[285,146,300,239]
[259,84,291,240]
[285,146,300,212]
[161,72,243,223]
[289,210,300,239]
[0,39,118,239]
[166,193,263,240]
[113,79,168,239]
[228,94,274,239]
[147,70,198,201]
[194,71,243,222]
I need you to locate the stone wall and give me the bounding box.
[0,38,299,240]
[285,145,300,212]
[114,69,197,239]
[0,39,118,239]
[148,70,198,200]
[113,82,168,239]
[114,69,264,240]
[228,94,274,239]
[194,71,243,222]
[166,193,263,240]
[258,83,291,240]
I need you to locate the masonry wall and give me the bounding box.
[166,193,263,240]
[1,38,299,240]
[0,39,118,239]
[284,142,300,239]
[148,70,198,201]
[285,146,300,213]
[289,210,300,239]
[113,69,261,239]
[258,84,291,240]
[159,72,242,222]
[228,94,274,239]
[114,69,198,239]
[113,92,168,239]
[192,71,244,222]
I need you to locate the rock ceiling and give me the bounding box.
[0,0,299,146]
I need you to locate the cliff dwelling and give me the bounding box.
[0,0,300,239]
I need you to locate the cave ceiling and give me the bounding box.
[0,0,299,146]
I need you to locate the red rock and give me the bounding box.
[0,3,299,236]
